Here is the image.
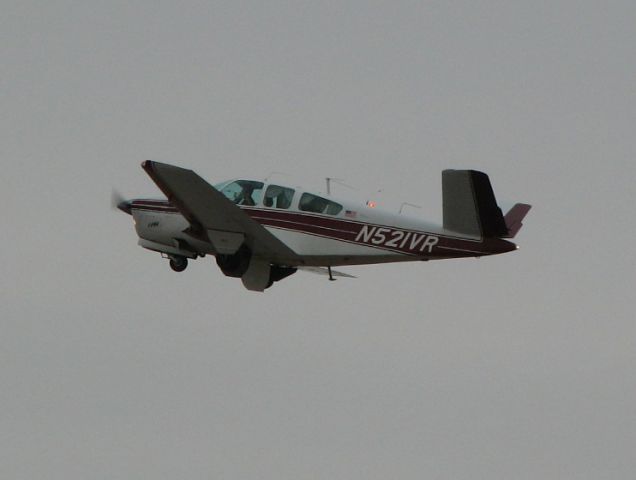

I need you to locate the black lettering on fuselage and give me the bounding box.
[354,224,438,254]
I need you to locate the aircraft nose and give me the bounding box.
[117,200,132,215]
[111,189,133,215]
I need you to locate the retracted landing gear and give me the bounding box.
[169,255,188,272]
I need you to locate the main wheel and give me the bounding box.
[169,256,188,272]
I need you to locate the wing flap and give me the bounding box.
[206,230,245,254]
[297,266,357,279]
[141,161,299,261]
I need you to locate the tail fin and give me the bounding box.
[502,203,532,238]
[442,170,509,238]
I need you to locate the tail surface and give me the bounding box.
[442,170,529,238]
[502,203,532,238]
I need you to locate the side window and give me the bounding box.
[263,185,295,209]
[299,193,343,215]
[218,180,264,206]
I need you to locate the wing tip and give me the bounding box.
[141,160,154,173]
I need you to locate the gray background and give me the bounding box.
[3,1,635,479]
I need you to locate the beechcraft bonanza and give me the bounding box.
[114,161,531,291]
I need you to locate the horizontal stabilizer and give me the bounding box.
[503,203,532,238]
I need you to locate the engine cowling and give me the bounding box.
[215,245,251,278]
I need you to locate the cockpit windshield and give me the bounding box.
[216,180,264,206]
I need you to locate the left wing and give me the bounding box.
[141,160,299,262]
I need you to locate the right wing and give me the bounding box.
[141,160,299,262]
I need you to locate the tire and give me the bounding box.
[169,256,188,272]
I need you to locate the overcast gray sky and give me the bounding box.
[2,1,635,479]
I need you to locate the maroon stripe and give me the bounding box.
[243,208,478,242]
[245,208,365,231]
[134,206,176,210]
[131,199,179,213]
[247,210,485,257]
[130,203,507,257]
[132,206,180,213]
[133,199,171,205]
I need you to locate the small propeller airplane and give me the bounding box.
[114,161,531,291]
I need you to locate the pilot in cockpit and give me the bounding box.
[236,184,256,206]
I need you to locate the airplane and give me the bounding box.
[114,161,531,291]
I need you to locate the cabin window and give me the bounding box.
[299,193,343,215]
[218,180,264,206]
[263,185,295,209]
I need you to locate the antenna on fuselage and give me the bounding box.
[399,202,422,214]
[327,266,336,281]
[325,177,355,195]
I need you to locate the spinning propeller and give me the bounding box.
[111,189,132,214]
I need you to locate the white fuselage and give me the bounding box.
[129,182,510,267]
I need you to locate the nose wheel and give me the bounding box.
[169,255,188,272]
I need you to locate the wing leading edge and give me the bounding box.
[141,160,299,262]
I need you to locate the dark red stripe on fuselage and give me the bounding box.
[131,200,179,213]
[242,208,441,257]
[130,201,515,257]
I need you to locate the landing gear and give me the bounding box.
[327,266,336,281]
[169,255,188,272]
